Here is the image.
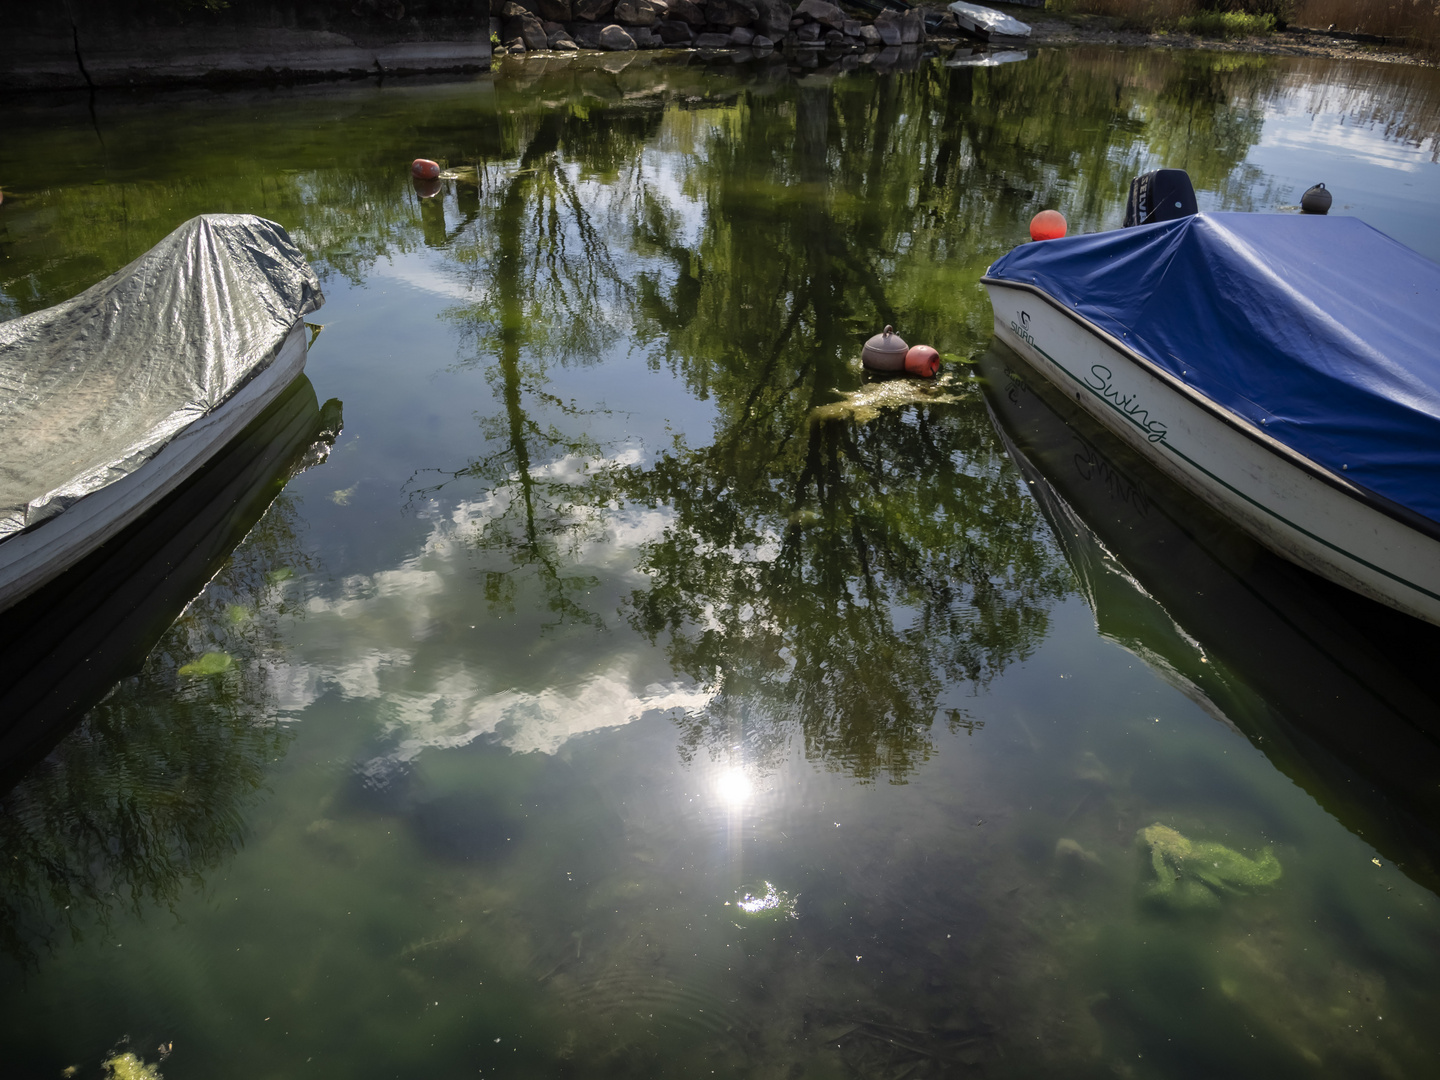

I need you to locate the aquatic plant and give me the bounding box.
[101,1051,163,1080]
[1138,823,1282,908]
[176,651,235,676]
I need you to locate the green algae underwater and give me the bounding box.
[4,45,1440,1080]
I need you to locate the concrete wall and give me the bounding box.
[3,1,492,89]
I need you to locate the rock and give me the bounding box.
[503,12,550,48]
[935,11,959,33]
[729,25,755,43]
[614,0,660,25]
[794,0,843,28]
[547,28,576,45]
[858,22,881,44]
[823,27,845,44]
[842,18,861,35]
[536,0,572,20]
[651,0,671,14]
[796,20,821,40]
[572,0,616,20]
[655,18,695,40]
[599,22,638,46]
[525,12,551,47]
[900,7,924,43]
[499,0,532,16]
[571,20,605,43]
[752,33,774,47]
[632,26,661,45]
[872,10,902,45]
[666,0,706,22]
[504,36,526,51]
[752,0,792,38]
[553,35,580,47]
[694,30,735,45]
[704,0,759,27]
[542,19,565,31]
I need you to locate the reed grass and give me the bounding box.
[1292,0,1440,52]
[1049,0,1440,52]
[1044,0,1282,32]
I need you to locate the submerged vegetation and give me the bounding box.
[1139,823,1283,908]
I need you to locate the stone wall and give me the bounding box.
[493,0,934,53]
[2,0,961,88]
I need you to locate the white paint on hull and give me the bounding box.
[984,280,1440,625]
[0,321,310,613]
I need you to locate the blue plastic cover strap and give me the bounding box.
[983,213,1440,526]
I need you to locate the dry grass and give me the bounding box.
[1049,0,1440,53]
[1047,0,1283,33]
[1293,0,1440,51]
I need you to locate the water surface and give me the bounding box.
[3,45,1440,1079]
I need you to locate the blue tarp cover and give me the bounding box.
[986,212,1440,526]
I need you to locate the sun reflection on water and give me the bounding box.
[715,767,752,808]
[732,882,797,918]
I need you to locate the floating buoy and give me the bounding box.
[412,176,442,199]
[411,158,441,180]
[904,345,940,379]
[862,325,909,372]
[1300,183,1332,215]
[1030,209,1067,241]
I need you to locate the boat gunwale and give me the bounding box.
[979,274,1440,548]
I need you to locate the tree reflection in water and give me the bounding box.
[400,49,1316,781]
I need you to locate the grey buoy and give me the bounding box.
[1300,183,1332,215]
[862,325,909,372]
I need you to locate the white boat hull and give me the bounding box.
[0,320,309,613]
[984,280,1440,625]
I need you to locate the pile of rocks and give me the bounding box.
[491,0,932,53]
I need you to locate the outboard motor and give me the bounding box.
[1123,169,1199,228]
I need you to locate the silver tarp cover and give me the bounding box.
[0,214,323,541]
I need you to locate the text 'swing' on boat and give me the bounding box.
[984,213,1440,527]
[0,214,323,541]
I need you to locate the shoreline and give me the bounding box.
[0,10,1431,92]
[1020,13,1436,66]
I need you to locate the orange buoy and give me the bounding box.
[411,158,441,180]
[904,345,940,379]
[1029,209,1067,242]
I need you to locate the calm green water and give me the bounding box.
[4,46,1440,1080]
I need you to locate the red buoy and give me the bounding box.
[411,158,441,180]
[1029,209,1067,241]
[904,345,940,379]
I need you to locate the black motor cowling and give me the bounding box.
[1123,169,1199,228]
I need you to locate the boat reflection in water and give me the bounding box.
[0,375,341,788]
[978,342,1440,891]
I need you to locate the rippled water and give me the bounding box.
[3,45,1440,1079]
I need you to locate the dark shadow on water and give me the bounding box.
[0,376,341,968]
